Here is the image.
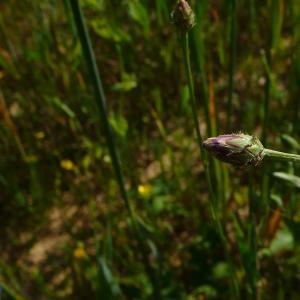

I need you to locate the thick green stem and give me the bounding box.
[264,149,300,163]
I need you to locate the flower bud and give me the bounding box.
[203,134,265,167]
[171,0,196,33]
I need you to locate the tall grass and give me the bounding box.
[180,21,240,300]
[261,0,283,215]
[2,0,300,299]
[69,0,134,221]
[69,0,161,297]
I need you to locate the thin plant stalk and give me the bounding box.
[261,0,283,217]
[181,32,240,299]
[0,88,26,161]
[262,49,271,146]
[69,0,135,222]
[69,1,161,297]
[227,0,237,131]
[192,0,226,208]
[191,1,211,135]
[181,33,216,213]
[248,171,258,299]
[264,149,300,163]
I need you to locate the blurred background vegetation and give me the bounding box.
[1,0,300,299]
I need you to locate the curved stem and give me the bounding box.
[181,32,240,299]
[181,33,216,217]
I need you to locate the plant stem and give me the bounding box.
[227,0,237,131]
[181,33,216,214]
[264,149,300,163]
[181,32,240,299]
[261,1,273,226]
[262,48,271,146]
[193,1,226,208]
[192,1,211,136]
[182,34,204,156]
[69,0,135,223]
[248,170,257,299]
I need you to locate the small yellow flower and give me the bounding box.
[73,246,86,259]
[34,131,45,139]
[138,184,152,197]
[60,159,76,171]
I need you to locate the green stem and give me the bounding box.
[182,34,204,157]
[181,33,216,216]
[192,1,211,135]
[227,0,237,131]
[181,32,240,299]
[264,149,300,163]
[69,0,135,223]
[262,49,271,145]
[193,1,224,202]
[248,171,257,300]
[261,0,274,236]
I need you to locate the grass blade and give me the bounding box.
[69,0,134,222]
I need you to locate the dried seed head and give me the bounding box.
[171,0,196,33]
[203,133,265,167]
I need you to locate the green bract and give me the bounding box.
[203,134,265,167]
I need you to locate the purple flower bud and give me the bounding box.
[171,0,196,33]
[203,134,265,167]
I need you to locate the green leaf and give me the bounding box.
[189,285,217,299]
[127,1,150,35]
[109,113,128,138]
[269,227,294,255]
[273,172,300,188]
[212,262,230,280]
[51,97,76,118]
[280,134,300,151]
[90,19,130,42]
[98,256,122,299]
[112,73,137,92]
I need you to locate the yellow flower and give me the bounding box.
[60,159,76,171]
[34,131,45,139]
[73,246,86,259]
[138,184,152,197]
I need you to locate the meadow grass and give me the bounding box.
[1,0,300,299]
